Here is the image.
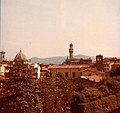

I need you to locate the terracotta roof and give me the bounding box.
[0,63,8,67]
[48,65,90,69]
[104,57,120,61]
[41,67,48,71]
[112,63,120,65]
[87,75,102,82]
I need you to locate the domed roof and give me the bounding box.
[14,50,27,61]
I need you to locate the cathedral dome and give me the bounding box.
[14,50,27,61]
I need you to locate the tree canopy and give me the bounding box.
[0,62,42,113]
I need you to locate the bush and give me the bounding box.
[38,74,74,113]
[98,85,110,97]
[101,77,120,94]
[73,87,103,103]
[110,66,120,77]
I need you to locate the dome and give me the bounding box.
[14,50,27,61]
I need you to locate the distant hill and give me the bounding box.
[30,54,95,64]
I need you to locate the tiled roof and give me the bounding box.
[48,65,90,69]
[87,75,102,82]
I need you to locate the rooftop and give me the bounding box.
[48,64,90,69]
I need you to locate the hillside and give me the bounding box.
[30,54,95,64]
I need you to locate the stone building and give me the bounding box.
[96,54,104,71]
[0,63,7,79]
[48,64,90,79]
[96,54,120,72]
[48,64,104,82]
[0,51,5,62]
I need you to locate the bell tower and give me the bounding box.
[69,43,73,59]
[96,54,104,71]
[0,51,5,61]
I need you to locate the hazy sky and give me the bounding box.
[1,0,120,59]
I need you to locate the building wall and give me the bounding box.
[0,66,5,76]
[103,62,119,72]
[33,63,41,79]
[81,70,92,76]
[104,63,111,72]
[50,68,81,79]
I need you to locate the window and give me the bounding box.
[73,72,76,77]
[65,72,68,79]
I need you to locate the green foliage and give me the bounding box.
[72,95,118,113]
[72,76,120,113]
[1,62,76,113]
[110,66,120,77]
[116,92,120,107]
[101,77,120,94]
[13,79,42,113]
[38,74,74,113]
[73,87,103,103]
[6,62,36,78]
[84,95,117,113]
[2,62,120,113]
[82,87,103,102]
[98,85,110,97]
[1,62,43,113]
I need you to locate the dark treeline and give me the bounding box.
[0,63,120,113]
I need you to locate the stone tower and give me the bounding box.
[96,54,104,71]
[0,51,5,61]
[69,43,73,59]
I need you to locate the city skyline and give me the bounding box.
[1,0,120,59]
